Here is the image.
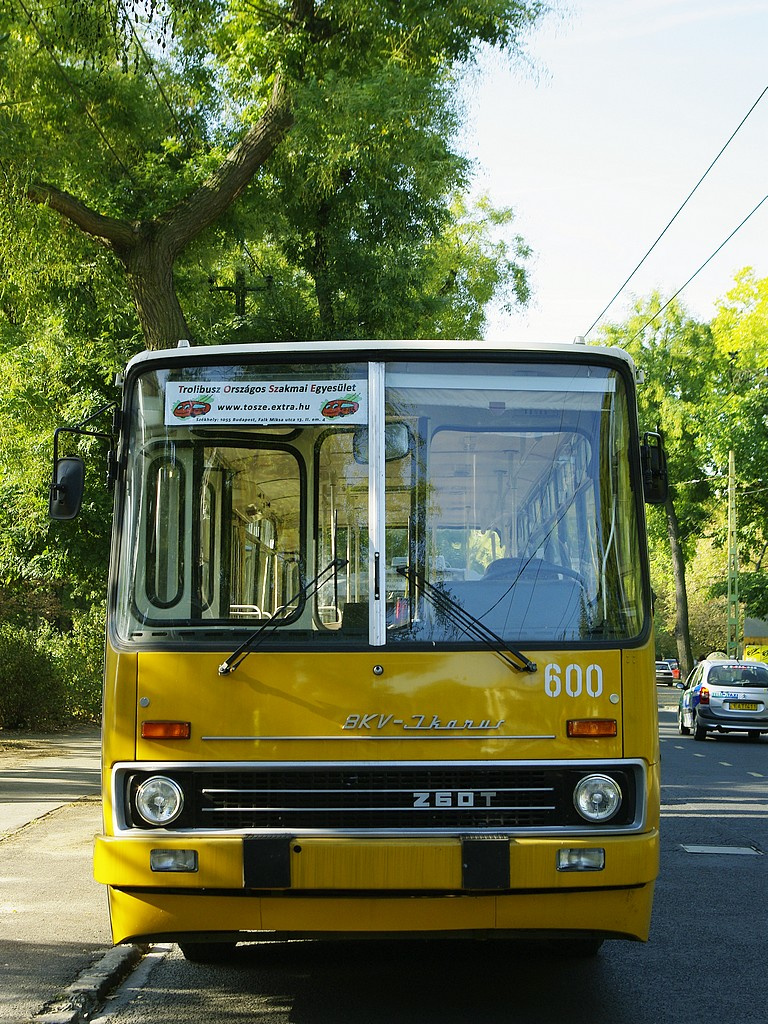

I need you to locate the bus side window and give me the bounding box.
[145,455,185,609]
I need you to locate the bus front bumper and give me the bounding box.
[95,831,658,944]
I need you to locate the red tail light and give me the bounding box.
[699,685,710,705]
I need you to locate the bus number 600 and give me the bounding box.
[545,662,603,698]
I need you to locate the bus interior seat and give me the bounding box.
[440,579,584,640]
[484,557,573,581]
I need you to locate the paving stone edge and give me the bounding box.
[33,943,149,1023]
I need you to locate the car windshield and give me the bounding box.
[708,664,768,686]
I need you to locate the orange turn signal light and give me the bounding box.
[567,719,617,738]
[141,721,191,740]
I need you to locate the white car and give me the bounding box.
[678,659,768,741]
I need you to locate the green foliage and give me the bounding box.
[651,537,729,661]
[0,306,124,625]
[0,622,66,730]
[600,294,719,559]
[0,0,543,727]
[602,280,768,656]
[712,571,768,621]
[1,0,546,348]
[0,610,103,730]
[600,295,721,671]
[710,270,768,574]
[43,607,105,723]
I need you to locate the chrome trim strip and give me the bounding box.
[199,734,557,741]
[199,805,558,814]
[112,824,646,838]
[114,757,647,769]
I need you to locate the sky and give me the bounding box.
[461,0,768,343]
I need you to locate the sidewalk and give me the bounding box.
[0,726,142,1023]
[0,726,102,837]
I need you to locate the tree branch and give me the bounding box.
[160,77,293,256]
[27,183,136,251]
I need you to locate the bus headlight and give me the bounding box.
[573,774,622,823]
[135,776,184,826]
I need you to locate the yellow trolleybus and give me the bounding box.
[51,339,667,960]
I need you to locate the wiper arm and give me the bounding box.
[397,566,537,674]
[218,558,348,676]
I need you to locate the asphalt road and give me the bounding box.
[3,695,768,1023]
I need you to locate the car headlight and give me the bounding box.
[135,775,184,826]
[573,774,622,823]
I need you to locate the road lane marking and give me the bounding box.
[681,844,761,855]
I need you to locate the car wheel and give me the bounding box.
[691,714,707,741]
[677,709,690,736]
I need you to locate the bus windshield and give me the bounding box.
[113,357,647,647]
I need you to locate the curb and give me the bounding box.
[34,944,148,1023]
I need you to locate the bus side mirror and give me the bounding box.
[640,431,668,505]
[49,456,85,520]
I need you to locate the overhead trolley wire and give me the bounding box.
[629,192,768,340]
[584,84,768,337]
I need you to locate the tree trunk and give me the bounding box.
[312,229,336,336]
[665,495,694,676]
[119,230,192,350]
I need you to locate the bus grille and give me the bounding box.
[127,764,637,832]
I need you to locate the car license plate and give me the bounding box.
[729,701,759,711]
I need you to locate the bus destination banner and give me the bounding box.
[165,379,368,426]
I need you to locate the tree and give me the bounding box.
[601,295,720,676]
[0,301,122,625]
[710,269,768,619]
[1,0,547,349]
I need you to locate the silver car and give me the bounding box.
[678,659,768,741]
[655,660,674,686]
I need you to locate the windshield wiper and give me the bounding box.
[396,566,537,674]
[218,558,348,676]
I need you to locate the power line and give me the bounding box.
[585,84,768,337]
[629,192,768,340]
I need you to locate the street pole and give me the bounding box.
[726,449,741,659]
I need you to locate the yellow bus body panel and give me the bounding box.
[99,640,659,944]
[106,880,656,945]
[129,648,628,761]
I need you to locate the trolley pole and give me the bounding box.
[726,449,741,659]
